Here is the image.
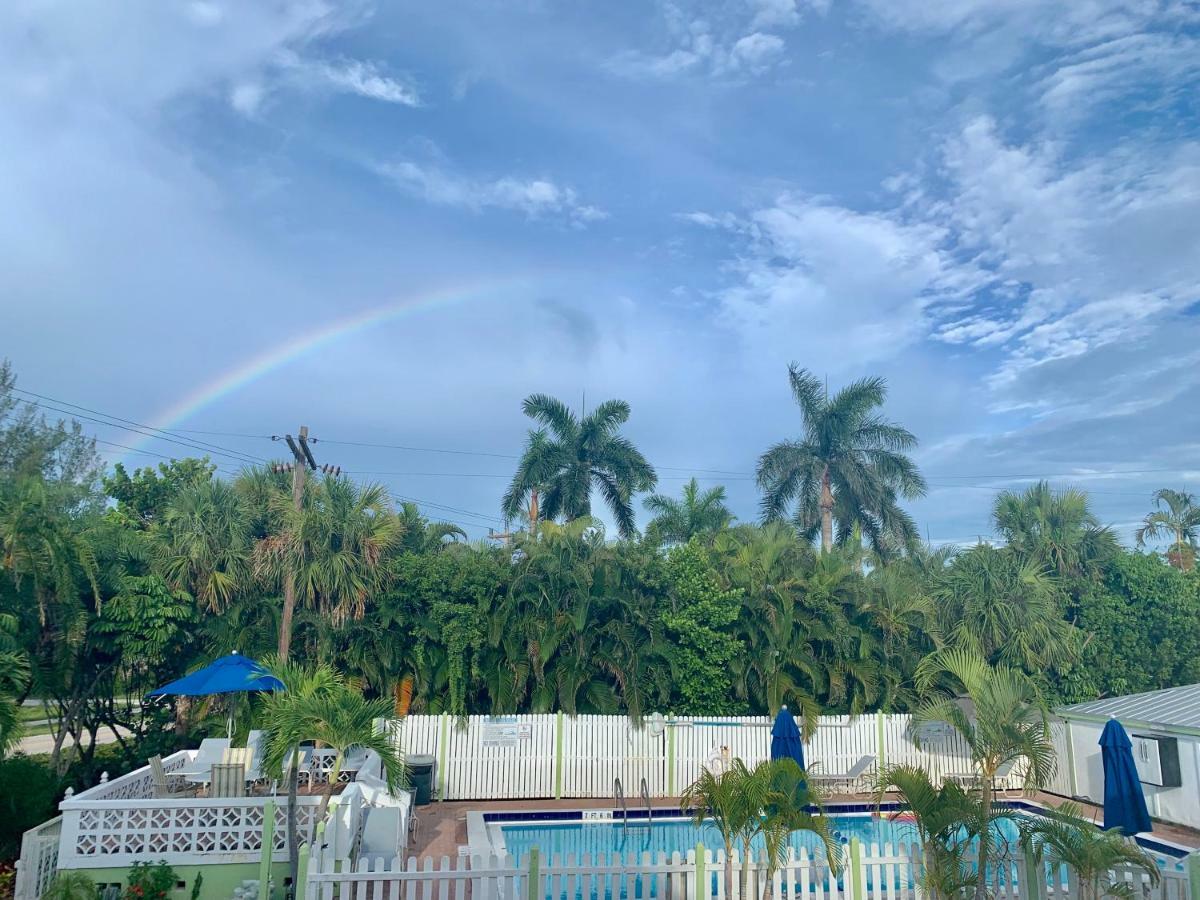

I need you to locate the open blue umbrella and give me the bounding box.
[1100,717,1152,835]
[148,652,283,737]
[770,705,806,770]
[147,652,284,697]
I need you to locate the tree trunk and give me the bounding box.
[723,839,734,900]
[819,467,834,553]
[973,772,994,900]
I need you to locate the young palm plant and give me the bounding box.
[680,764,750,900]
[872,764,982,900]
[750,759,841,900]
[1018,803,1160,900]
[913,648,1057,900]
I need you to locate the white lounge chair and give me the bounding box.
[809,755,876,794]
[945,759,1017,791]
[244,730,268,782]
[210,762,247,798]
[179,738,232,784]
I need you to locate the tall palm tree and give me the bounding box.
[156,479,251,613]
[993,482,1117,578]
[1135,488,1200,571]
[757,366,926,554]
[502,394,656,539]
[1018,802,1160,900]
[643,478,734,545]
[913,648,1057,900]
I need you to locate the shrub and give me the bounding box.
[0,755,60,861]
[44,872,99,900]
[124,862,176,900]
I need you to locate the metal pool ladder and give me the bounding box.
[640,777,653,829]
[614,777,628,833]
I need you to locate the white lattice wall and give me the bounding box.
[58,797,321,868]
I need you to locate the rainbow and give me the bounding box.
[131,278,531,456]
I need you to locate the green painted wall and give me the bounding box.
[63,862,290,900]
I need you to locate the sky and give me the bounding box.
[3,0,1199,544]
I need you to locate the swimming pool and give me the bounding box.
[477,802,1190,891]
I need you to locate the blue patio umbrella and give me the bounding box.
[148,652,284,737]
[770,705,806,770]
[1099,717,1152,835]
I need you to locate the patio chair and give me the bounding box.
[809,755,876,794]
[244,730,268,782]
[945,759,1016,792]
[178,738,232,783]
[210,762,247,798]
[149,754,195,798]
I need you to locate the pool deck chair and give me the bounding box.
[149,754,195,799]
[811,755,876,794]
[210,762,247,798]
[945,759,1017,792]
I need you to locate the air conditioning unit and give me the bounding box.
[1130,734,1182,788]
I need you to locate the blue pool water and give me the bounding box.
[499,813,967,861]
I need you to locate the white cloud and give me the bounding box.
[293,56,422,106]
[376,160,606,225]
[607,0,818,80]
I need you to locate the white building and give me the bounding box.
[1058,683,1200,830]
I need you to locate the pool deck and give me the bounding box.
[407,793,1200,860]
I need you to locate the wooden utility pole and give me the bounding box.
[271,426,339,658]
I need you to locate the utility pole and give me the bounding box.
[271,426,340,658]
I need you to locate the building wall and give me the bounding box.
[1063,717,1200,830]
[66,862,291,900]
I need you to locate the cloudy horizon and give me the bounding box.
[4,0,1198,545]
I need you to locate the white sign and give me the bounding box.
[481,717,520,748]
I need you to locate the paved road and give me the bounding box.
[17,725,132,756]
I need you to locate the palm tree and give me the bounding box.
[397,502,467,553]
[256,476,402,645]
[912,648,1057,900]
[643,478,734,545]
[1136,488,1200,571]
[0,613,30,758]
[156,479,251,613]
[0,477,100,624]
[680,764,752,900]
[932,545,1078,672]
[502,394,656,539]
[1018,802,1160,900]
[757,366,926,554]
[749,758,840,900]
[993,482,1117,578]
[871,764,981,900]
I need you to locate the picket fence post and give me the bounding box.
[1187,852,1200,900]
[437,712,450,801]
[875,712,886,771]
[527,847,540,900]
[695,842,708,900]
[667,716,677,797]
[554,712,564,800]
[848,838,864,900]
[258,798,275,900]
[295,842,310,900]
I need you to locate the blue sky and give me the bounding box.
[4,0,1199,543]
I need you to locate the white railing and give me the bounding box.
[57,753,324,868]
[14,815,62,900]
[304,843,1193,900]
[390,713,1023,800]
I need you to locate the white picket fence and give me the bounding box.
[390,714,1032,800]
[303,843,1192,900]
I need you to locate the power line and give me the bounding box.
[14,392,267,466]
[91,438,240,477]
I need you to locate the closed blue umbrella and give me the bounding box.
[770,706,806,769]
[1100,717,1152,835]
[147,652,284,697]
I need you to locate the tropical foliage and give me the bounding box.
[1136,488,1199,571]
[0,358,1196,786]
